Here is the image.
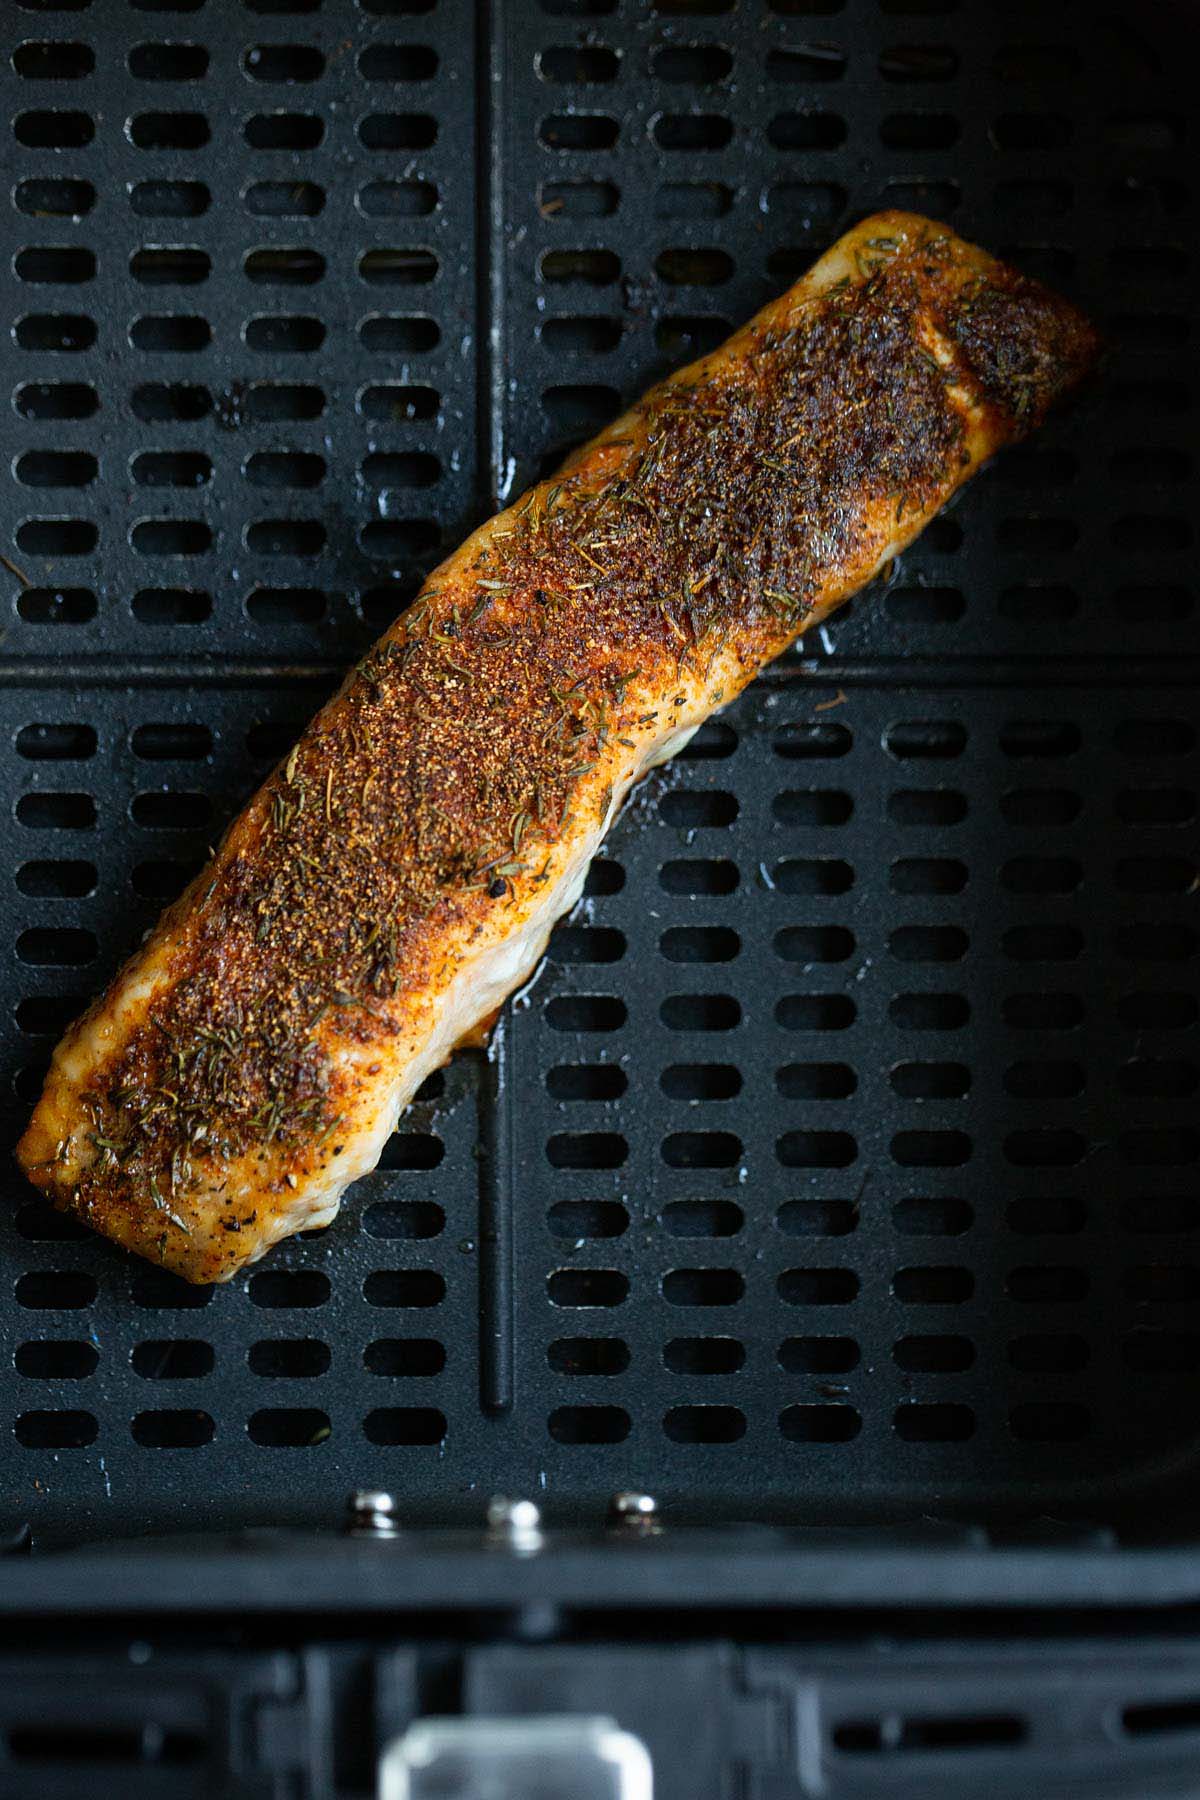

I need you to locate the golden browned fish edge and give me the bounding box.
[17,212,1099,1281]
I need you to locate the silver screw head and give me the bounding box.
[485,1495,543,1551]
[608,1491,660,1533]
[346,1489,401,1537]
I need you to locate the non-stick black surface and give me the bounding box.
[1,1,1197,1544]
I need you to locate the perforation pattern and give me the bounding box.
[507,689,1200,1493]
[2,3,1199,1540]
[2,6,476,653]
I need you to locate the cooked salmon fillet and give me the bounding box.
[17,212,1099,1281]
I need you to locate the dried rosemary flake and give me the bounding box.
[149,1173,191,1234]
[764,587,807,617]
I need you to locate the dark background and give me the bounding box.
[0,0,1198,1546]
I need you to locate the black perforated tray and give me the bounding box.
[2,0,1198,1548]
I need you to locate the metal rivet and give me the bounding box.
[608,1492,661,1534]
[485,1495,543,1553]
[346,1489,401,1537]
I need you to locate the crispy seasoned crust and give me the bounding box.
[16,212,1099,1280]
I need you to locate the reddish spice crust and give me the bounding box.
[22,224,1099,1271]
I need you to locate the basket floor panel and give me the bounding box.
[0,3,1194,666]
[3,680,1198,1540]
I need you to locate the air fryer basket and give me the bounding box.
[1,0,1197,1547]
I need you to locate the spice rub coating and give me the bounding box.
[17,212,1099,1280]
